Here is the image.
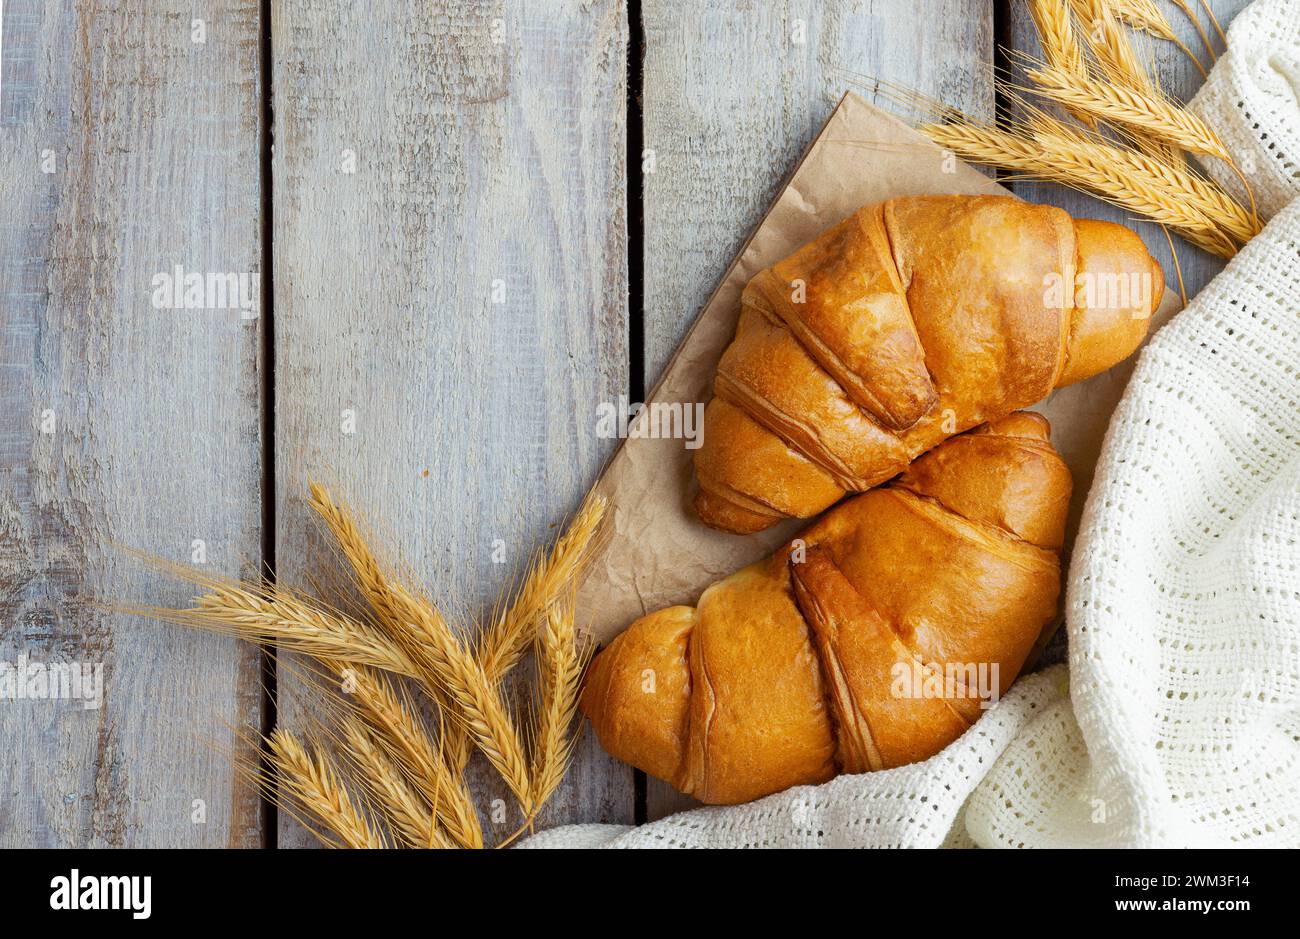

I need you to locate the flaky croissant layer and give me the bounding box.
[583,412,1071,805]
[695,194,1159,533]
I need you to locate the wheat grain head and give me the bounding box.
[267,728,386,849]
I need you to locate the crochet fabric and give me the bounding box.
[522,0,1300,849]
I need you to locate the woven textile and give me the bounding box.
[1190,0,1300,218]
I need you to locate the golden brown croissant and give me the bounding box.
[695,194,1160,533]
[583,412,1071,805]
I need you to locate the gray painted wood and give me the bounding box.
[639,0,996,821]
[270,0,634,845]
[0,0,265,847]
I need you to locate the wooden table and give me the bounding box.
[0,0,1242,847]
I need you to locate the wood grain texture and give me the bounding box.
[641,0,996,384]
[271,0,633,845]
[639,0,995,821]
[0,0,264,847]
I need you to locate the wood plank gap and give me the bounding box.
[624,0,650,827]
[627,0,647,407]
[258,0,279,850]
[993,0,1012,190]
[625,0,649,828]
[994,0,1011,128]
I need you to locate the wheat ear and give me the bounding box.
[1067,0,1181,163]
[1025,64,1260,226]
[305,482,474,766]
[529,601,591,810]
[135,580,419,678]
[922,120,1245,256]
[1027,64,1228,158]
[1112,0,1208,77]
[1027,0,1098,127]
[477,494,608,683]
[306,482,402,626]
[371,583,487,774]
[1053,130,1258,244]
[337,718,452,848]
[409,611,536,817]
[1070,0,1152,88]
[340,664,482,847]
[267,729,385,849]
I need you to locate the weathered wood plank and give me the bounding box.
[642,0,996,383]
[271,0,633,845]
[639,0,995,820]
[0,0,265,847]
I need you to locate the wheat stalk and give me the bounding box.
[267,729,386,849]
[1198,0,1228,47]
[331,663,483,847]
[137,581,419,678]
[477,493,607,683]
[1027,64,1228,158]
[1168,0,1218,61]
[1027,0,1098,126]
[922,119,1247,256]
[337,717,451,848]
[1112,0,1208,77]
[529,601,591,809]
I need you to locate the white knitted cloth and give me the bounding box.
[522,0,1300,849]
[1189,0,1300,217]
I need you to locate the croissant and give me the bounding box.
[582,412,1071,805]
[695,194,1160,533]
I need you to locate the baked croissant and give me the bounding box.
[583,412,1070,805]
[695,194,1160,533]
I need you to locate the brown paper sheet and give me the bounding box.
[578,90,1180,644]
